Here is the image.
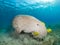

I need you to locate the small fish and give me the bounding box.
[47,28,52,33]
[32,32,39,36]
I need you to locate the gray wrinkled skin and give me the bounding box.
[12,15,47,38]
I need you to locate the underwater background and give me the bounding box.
[0,0,60,45]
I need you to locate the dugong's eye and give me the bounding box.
[37,24,39,26]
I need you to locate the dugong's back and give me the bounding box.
[13,15,41,33]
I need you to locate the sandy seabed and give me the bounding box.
[0,25,60,45]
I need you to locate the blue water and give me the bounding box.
[0,0,60,29]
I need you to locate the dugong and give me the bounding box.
[12,15,47,38]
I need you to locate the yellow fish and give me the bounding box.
[32,32,39,36]
[47,28,52,33]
